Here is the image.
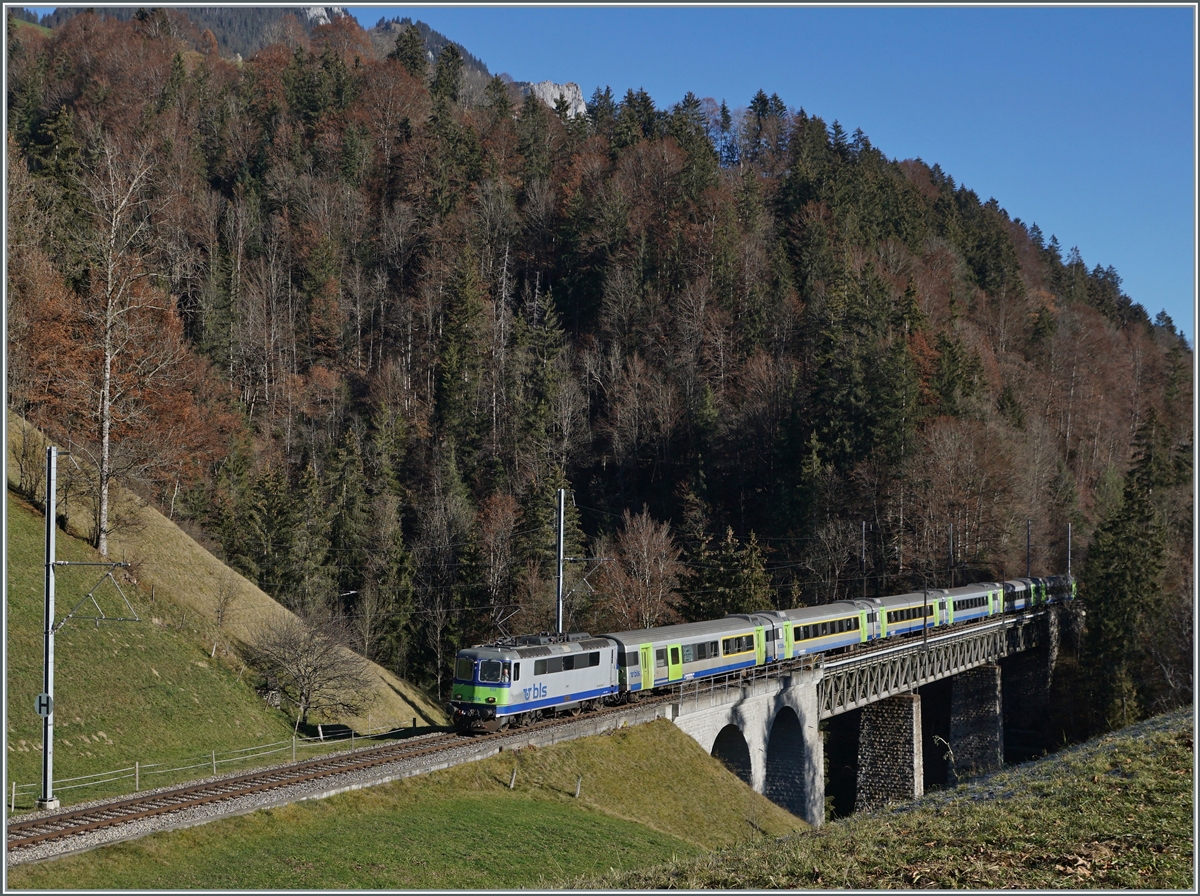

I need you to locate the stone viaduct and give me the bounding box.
[667,606,1066,827]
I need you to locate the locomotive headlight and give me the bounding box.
[486,697,496,704]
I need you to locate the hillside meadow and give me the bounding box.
[6,719,803,889]
[5,487,300,803]
[6,417,445,808]
[579,708,1195,890]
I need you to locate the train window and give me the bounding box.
[548,656,563,674]
[618,651,635,667]
[535,659,546,675]
[455,658,474,681]
[682,644,694,663]
[513,662,521,681]
[562,655,575,672]
[670,647,680,665]
[722,634,753,653]
[656,648,667,668]
[479,660,503,683]
[587,651,600,667]
[711,641,719,656]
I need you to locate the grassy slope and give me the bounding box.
[5,490,302,803]
[576,708,1196,890]
[6,413,445,742]
[6,416,444,810]
[103,473,445,732]
[7,720,805,889]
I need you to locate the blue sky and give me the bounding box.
[342,4,1195,345]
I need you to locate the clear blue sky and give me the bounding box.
[345,4,1196,346]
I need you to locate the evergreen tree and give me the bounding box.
[484,74,513,122]
[679,527,773,621]
[669,91,718,200]
[328,427,371,599]
[388,25,427,80]
[436,249,488,460]
[587,85,617,141]
[430,43,464,104]
[287,463,337,618]
[1081,414,1168,732]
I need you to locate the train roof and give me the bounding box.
[602,615,770,646]
[459,636,612,659]
[770,600,870,621]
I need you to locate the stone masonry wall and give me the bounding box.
[1001,607,1061,760]
[855,693,923,812]
[949,663,1003,783]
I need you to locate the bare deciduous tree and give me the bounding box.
[250,612,374,733]
[210,570,242,658]
[596,507,682,631]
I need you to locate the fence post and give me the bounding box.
[212,750,217,776]
[11,781,15,812]
[351,729,355,751]
[135,761,139,792]
[509,767,517,790]
[292,736,296,763]
[575,776,582,798]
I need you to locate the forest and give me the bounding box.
[5,9,1192,732]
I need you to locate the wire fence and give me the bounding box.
[7,721,427,814]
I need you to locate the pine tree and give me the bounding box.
[484,74,513,123]
[679,526,774,622]
[587,85,617,141]
[430,43,464,105]
[1081,415,1168,732]
[328,427,371,599]
[436,249,487,462]
[388,25,427,80]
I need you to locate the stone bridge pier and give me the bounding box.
[671,667,826,827]
[1000,606,1061,761]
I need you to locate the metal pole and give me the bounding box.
[38,446,59,810]
[556,487,565,635]
[948,523,954,587]
[1067,523,1072,577]
[1026,519,1031,577]
[861,521,866,599]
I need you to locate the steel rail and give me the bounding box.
[6,732,462,851]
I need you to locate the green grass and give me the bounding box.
[572,708,1195,890]
[7,720,804,889]
[5,490,301,807]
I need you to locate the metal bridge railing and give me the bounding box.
[817,611,1047,718]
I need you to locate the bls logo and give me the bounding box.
[522,684,547,701]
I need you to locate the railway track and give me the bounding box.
[7,696,675,859]
[6,730,463,853]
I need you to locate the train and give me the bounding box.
[448,574,1075,732]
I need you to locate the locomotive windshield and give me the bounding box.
[479,660,504,683]
[454,657,474,681]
